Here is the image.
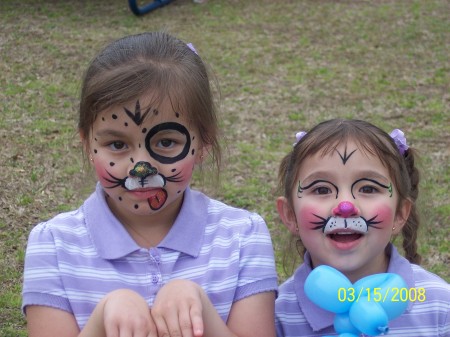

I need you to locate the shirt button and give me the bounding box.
[152,274,159,284]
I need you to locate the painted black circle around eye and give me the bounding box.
[145,122,191,164]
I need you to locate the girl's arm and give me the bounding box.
[26,306,80,337]
[223,291,276,337]
[151,279,276,337]
[27,289,156,337]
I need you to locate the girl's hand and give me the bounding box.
[81,288,156,337]
[151,279,205,337]
[104,289,155,337]
[151,280,276,337]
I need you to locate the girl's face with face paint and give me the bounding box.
[86,95,204,227]
[277,139,410,282]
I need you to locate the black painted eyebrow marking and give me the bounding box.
[297,179,339,199]
[124,100,151,126]
[351,178,393,198]
[336,147,357,165]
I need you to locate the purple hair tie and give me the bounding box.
[390,129,409,155]
[293,131,307,146]
[187,43,198,55]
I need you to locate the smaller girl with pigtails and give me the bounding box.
[275,119,449,337]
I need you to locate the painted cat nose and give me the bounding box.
[332,201,359,218]
[129,161,157,178]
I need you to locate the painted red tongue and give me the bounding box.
[148,189,167,210]
[329,233,361,242]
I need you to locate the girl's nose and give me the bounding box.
[129,161,157,178]
[332,201,359,218]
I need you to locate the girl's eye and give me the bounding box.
[313,186,332,195]
[157,139,175,148]
[108,141,127,151]
[360,185,378,194]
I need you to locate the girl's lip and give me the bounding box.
[131,187,154,192]
[129,188,161,199]
[326,229,366,235]
[326,231,364,250]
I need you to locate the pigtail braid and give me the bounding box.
[401,149,422,264]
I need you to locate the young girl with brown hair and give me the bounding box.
[275,119,449,336]
[22,31,278,337]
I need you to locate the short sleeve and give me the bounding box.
[22,222,72,314]
[234,213,278,301]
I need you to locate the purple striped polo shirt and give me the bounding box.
[275,244,450,337]
[22,183,278,328]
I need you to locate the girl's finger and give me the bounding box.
[189,302,204,337]
[104,323,119,337]
[151,309,171,337]
[177,305,195,337]
[145,314,158,337]
[116,326,132,337]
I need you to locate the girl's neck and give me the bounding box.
[122,220,171,249]
[107,195,184,249]
[310,249,391,284]
[346,252,390,283]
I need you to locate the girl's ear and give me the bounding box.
[79,129,85,141]
[393,199,412,235]
[195,144,211,165]
[79,129,92,162]
[276,196,299,235]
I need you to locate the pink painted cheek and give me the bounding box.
[297,206,326,230]
[166,161,195,185]
[367,205,395,228]
[93,162,116,187]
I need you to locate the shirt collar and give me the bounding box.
[386,244,415,311]
[157,187,206,257]
[84,183,140,259]
[294,253,335,331]
[84,183,206,260]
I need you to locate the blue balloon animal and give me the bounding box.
[304,265,409,336]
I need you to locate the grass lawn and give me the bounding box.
[1,0,448,334]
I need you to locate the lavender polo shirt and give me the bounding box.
[22,184,278,328]
[275,244,450,337]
